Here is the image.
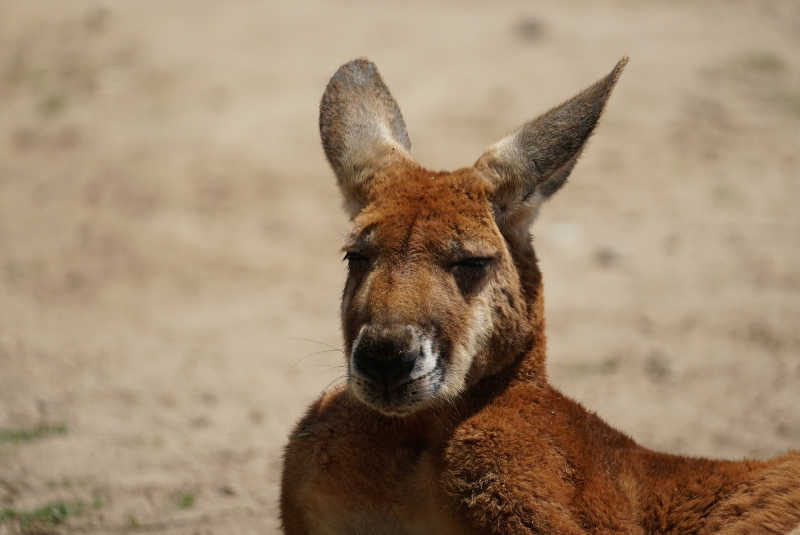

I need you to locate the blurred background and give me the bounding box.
[1,0,799,533]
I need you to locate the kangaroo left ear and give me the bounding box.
[320,58,414,217]
[475,58,627,229]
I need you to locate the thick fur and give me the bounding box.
[280,59,800,534]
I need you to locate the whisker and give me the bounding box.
[435,390,462,419]
[289,348,345,369]
[313,363,347,372]
[321,374,348,393]
[290,337,343,351]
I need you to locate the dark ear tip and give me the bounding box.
[609,57,629,84]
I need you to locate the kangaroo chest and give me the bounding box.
[292,427,469,535]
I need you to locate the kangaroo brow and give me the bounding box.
[342,223,378,252]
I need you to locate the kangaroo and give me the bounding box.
[280,58,800,534]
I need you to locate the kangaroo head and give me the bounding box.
[320,58,626,416]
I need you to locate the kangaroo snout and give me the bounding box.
[351,325,422,387]
[348,324,442,413]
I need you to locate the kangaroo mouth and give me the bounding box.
[349,366,445,416]
[347,324,449,415]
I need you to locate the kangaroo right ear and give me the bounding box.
[476,58,627,231]
[320,58,413,217]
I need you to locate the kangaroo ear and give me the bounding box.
[320,58,413,216]
[476,58,627,229]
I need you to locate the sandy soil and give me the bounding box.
[1,1,799,533]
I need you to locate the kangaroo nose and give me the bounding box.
[352,330,419,387]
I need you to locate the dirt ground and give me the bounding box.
[1,1,799,533]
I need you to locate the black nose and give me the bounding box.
[352,332,419,387]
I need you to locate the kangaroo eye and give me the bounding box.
[343,251,370,269]
[452,257,493,269]
[450,257,494,295]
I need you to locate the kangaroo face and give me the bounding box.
[320,58,625,416]
[341,167,530,415]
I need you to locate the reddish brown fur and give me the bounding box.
[281,59,800,534]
